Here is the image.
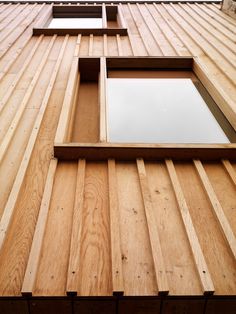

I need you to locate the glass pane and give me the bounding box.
[48,18,103,29]
[107,78,230,143]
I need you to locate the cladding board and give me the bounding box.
[0,2,235,305]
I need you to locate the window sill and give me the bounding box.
[33,27,128,36]
[54,143,236,161]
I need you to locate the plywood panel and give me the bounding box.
[116,162,157,296]
[78,162,112,296]
[71,82,99,143]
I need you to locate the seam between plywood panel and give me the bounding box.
[154,3,202,56]
[0,3,22,29]
[188,3,236,43]
[0,4,45,59]
[165,159,215,295]
[0,35,68,254]
[0,34,44,107]
[0,4,36,44]
[0,35,56,166]
[200,4,236,34]
[127,3,156,56]
[166,3,236,85]
[66,159,86,296]
[21,158,58,296]
[137,158,169,295]
[136,4,164,55]
[208,3,236,28]
[121,4,147,56]
[146,3,183,56]
[194,159,236,260]
[178,3,236,63]
[140,3,179,56]
[108,159,124,296]
[0,3,13,20]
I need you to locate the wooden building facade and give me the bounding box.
[0,1,235,313]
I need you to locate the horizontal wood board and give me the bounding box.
[0,1,235,304]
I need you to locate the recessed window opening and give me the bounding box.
[107,70,236,144]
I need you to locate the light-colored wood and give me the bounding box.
[77,162,112,296]
[0,35,43,105]
[21,158,58,296]
[118,4,127,29]
[54,56,79,143]
[0,2,236,300]
[71,81,99,143]
[165,159,215,295]
[0,35,53,114]
[0,4,35,43]
[145,161,202,295]
[66,159,86,296]
[74,34,81,57]
[222,159,236,186]
[102,3,107,28]
[99,57,107,142]
[33,161,78,296]
[89,34,93,56]
[136,158,169,295]
[194,60,236,130]
[0,35,68,253]
[193,159,236,259]
[0,35,55,167]
[108,159,124,295]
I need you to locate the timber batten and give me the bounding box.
[0,1,235,313]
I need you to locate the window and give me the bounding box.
[54,57,236,161]
[33,5,127,36]
[107,72,234,144]
[48,18,103,29]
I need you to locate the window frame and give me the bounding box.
[33,5,128,36]
[54,57,236,161]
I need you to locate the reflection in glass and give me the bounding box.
[48,18,103,29]
[107,78,230,143]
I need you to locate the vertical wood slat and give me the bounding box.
[21,159,58,296]
[103,34,108,56]
[222,159,236,186]
[108,159,124,296]
[118,3,127,29]
[165,159,215,295]
[66,159,86,296]
[89,34,93,56]
[116,34,123,56]
[102,3,107,28]
[136,158,169,295]
[0,35,69,253]
[54,35,81,144]
[66,35,82,142]
[194,159,236,260]
[99,57,107,142]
